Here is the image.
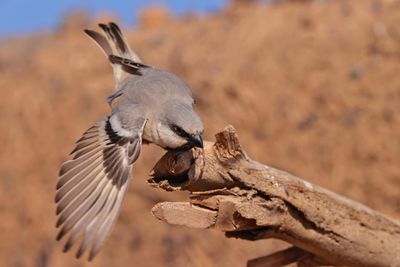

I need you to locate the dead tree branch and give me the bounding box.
[148,125,400,267]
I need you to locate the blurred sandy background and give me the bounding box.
[1,0,400,266]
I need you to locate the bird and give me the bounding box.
[54,22,204,261]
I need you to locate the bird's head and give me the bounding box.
[158,100,204,151]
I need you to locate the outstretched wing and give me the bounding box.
[55,115,146,261]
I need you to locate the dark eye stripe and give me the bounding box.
[171,125,190,138]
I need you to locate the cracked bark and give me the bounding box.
[148,125,400,267]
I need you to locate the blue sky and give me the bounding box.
[0,0,225,38]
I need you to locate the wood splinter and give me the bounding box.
[148,125,400,267]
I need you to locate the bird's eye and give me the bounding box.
[172,125,188,138]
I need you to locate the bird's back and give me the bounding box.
[114,68,194,111]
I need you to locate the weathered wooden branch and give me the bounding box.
[148,125,400,267]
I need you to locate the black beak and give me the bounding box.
[190,134,203,148]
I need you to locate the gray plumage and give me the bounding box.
[55,22,203,261]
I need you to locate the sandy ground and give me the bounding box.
[1,0,400,266]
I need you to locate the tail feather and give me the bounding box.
[98,22,141,63]
[83,29,113,57]
[108,55,147,75]
[84,22,143,84]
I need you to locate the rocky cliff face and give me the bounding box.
[1,1,400,266]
